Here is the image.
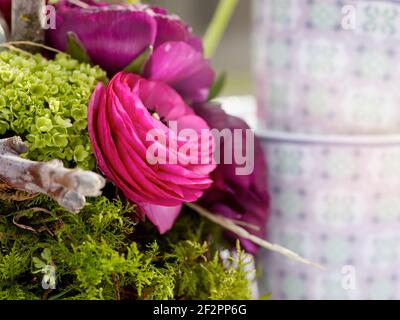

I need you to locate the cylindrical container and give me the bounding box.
[258,131,400,299]
[253,0,400,134]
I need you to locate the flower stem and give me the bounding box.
[186,202,325,270]
[203,0,239,59]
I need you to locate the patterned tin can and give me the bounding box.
[258,131,400,299]
[253,0,400,133]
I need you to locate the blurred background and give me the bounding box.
[150,0,253,96]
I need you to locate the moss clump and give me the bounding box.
[0,196,252,300]
[0,49,106,169]
[0,48,253,301]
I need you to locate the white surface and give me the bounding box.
[216,95,258,130]
[217,95,400,146]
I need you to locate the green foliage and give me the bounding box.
[0,196,252,300]
[208,72,227,101]
[123,46,152,75]
[0,38,253,302]
[0,49,106,169]
[66,32,92,64]
[0,244,30,281]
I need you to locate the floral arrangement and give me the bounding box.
[0,0,313,300]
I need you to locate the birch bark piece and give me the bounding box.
[11,0,46,50]
[0,137,106,213]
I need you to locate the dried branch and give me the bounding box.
[0,136,106,213]
[0,41,64,54]
[0,182,36,201]
[186,202,325,270]
[12,207,54,236]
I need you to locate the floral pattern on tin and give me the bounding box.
[362,3,398,36]
[259,141,400,299]
[254,0,400,133]
[308,2,340,30]
[269,0,295,27]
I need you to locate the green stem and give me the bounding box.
[203,0,239,59]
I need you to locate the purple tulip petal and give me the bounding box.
[144,42,214,103]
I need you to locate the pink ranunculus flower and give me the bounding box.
[88,72,216,233]
[46,0,214,103]
[194,103,270,254]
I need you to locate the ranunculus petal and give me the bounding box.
[47,1,214,102]
[88,73,216,232]
[47,7,157,75]
[136,78,190,120]
[186,36,204,53]
[88,82,113,179]
[194,103,270,254]
[144,42,214,103]
[140,203,182,234]
[153,14,202,53]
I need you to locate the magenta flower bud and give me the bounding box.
[47,0,214,103]
[194,103,270,254]
[88,72,216,233]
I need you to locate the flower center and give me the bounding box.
[149,110,168,126]
[152,112,161,121]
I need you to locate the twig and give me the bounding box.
[0,43,33,56]
[12,207,55,236]
[112,273,121,300]
[68,0,90,9]
[0,137,106,214]
[0,182,37,201]
[186,202,325,271]
[228,219,261,232]
[0,41,64,54]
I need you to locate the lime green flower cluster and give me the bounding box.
[0,49,106,169]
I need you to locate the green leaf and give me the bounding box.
[123,46,153,75]
[208,72,227,101]
[36,117,53,132]
[32,257,46,270]
[41,249,52,263]
[66,32,92,64]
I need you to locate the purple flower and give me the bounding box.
[0,0,10,26]
[194,103,270,254]
[46,0,214,103]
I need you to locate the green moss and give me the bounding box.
[0,49,106,169]
[0,196,252,300]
